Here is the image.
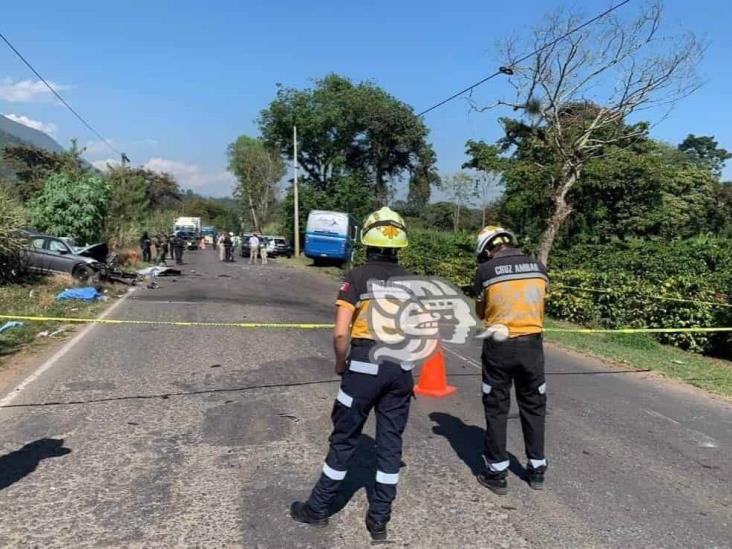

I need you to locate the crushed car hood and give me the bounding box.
[74,243,109,263]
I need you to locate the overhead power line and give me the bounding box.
[416,0,633,117]
[0,30,123,158]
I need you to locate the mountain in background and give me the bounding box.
[0,114,64,153]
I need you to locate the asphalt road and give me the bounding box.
[0,250,729,548]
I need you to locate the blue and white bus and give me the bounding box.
[304,210,359,265]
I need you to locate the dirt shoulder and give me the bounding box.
[0,274,133,393]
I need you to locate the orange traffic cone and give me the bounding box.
[413,342,456,398]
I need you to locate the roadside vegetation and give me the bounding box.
[544,319,732,399]
[0,274,110,361]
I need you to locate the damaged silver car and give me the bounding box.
[23,233,108,282]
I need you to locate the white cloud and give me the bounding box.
[0,77,70,103]
[3,113,58,135]
[143,157,235,197]
[91,158,121,171]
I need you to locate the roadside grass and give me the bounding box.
[0,274,113,362]
[279,254,347,280]
[544,318,732,398]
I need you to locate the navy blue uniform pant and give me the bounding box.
[481,334,547,472]
[307,345,413,523]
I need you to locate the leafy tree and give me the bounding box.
[474,2,702,264]
[712,181,732,237]
[227,135,285,232]
[440,172,477,232]
[407,145,440,210]
[468,134,720,247]
[1,140,88,201]
[180,191,240,231]
[105,167,149,224]
[259,74,437,205]
[144,170,181,211]
[678,134,731,178]
[573,141,718,242]
[27,173,110,244]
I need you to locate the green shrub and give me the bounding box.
[0,188,27,284]
[27,173,111,245]
[379,229,732,358]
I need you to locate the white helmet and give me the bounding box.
[475,225,516,257]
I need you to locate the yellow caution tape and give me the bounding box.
[552,284,732,309]
[0,314,335,330]
[1,314,731,334]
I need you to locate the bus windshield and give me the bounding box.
[306,211,349,236]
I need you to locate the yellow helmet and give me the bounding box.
[476,225,515,256]
[361,207,408,248]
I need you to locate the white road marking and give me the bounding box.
[0,289,135,408]
[643,408,719,448]
[131,300,198,305]
[644,408,681,425]
[442,344,481,370]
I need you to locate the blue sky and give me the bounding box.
[1,0,730,198]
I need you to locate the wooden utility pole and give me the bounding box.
[293,125,300,257]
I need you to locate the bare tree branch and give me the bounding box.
[479,0,703,264]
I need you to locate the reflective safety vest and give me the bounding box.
[474,247,547,338]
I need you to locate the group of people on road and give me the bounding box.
[209,231,272,264]
[139,231,185,265]
[290,207,548,542]
[216,232,235,262]
[247,233,268,265]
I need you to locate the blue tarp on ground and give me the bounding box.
[55,287,101,301]
[0,321,24,333]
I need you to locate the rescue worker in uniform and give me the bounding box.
[473,226,548,494]
[223,232,234,262]
[173,233,185,265]
[139,231,151,263]
[291,207,413,542]
[154,233,167,264]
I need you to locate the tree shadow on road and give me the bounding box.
[428,412,527,481]
[0,438,71,490]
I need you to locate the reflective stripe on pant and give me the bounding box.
[307,345,413,523]
[481,334,546,468]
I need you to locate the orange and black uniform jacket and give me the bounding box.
[474,247,548,338]
[336,259,410,340]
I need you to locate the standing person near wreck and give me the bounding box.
[139,231,151,263]
[154,233,168,264]
[217,232,226,261]
[173,233,184,265]
[248,233,260,264]
[290,207,413,542]
[473,225,549,495]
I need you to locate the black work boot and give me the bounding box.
[527,465,546,490]
[290,501,328,528]
[477,470,508,495]
[365,512,388,542]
